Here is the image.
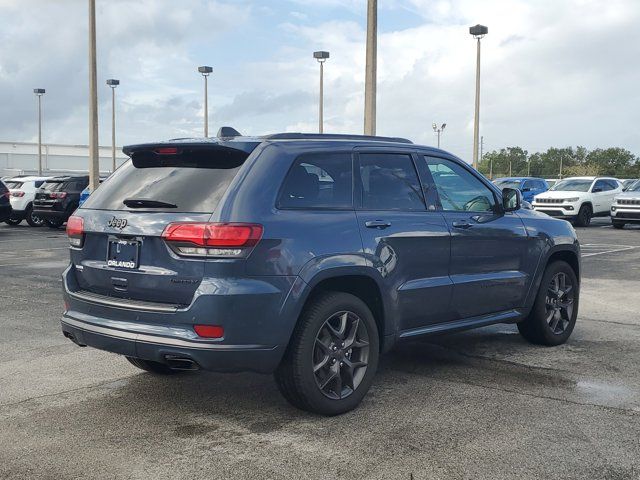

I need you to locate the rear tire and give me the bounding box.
[574,204,592,227]
[4,216,22,226]
[518,260,579,346]
[25,206,44,227]
[275,291,379,415]
[125,356,179,375]
[612,221,625,229]
[45,218,64,229]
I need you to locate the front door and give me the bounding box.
[423,155,532,320]
[354,151,454,330]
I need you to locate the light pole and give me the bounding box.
[106,79,119,173]
[33,89,45,176]
[432,122,446,148]
[364,0,377,135]
[88,0,100,192]
[469,24,488,170]
[198,66,213,137]
[313,51,330,134]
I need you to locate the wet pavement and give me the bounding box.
[0,218,639,479]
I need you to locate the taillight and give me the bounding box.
[11,191,25,197]
[66,216,84,247]
[161,222,263,258]
[51,192,68,199]
[193,325,224,338]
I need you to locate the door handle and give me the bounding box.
[452,220,472,229]
[365,220,392,229]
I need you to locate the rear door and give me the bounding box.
[591,179,612,213]
[354,150,453,330]
[424,155,531,319]
[72,146,250,306]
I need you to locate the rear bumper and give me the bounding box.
[61,264,299,373]
[0,205,11,222]
[33,201,71,220]
[61,315,283,373]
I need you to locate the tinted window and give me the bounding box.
[605,180,619,190]
[42,181,75,192]
[82,155,243,213]
[278,153,352,209]
[537,180,547,190]
[593,180,611,192]
[358,153,424,210]
[425,157,496,212]
[4,181,23,189]
[34,180,45,188]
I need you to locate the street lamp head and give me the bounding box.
[432,123,437,131]
[198,65,213,75]
[441,123,446,130]
[106,79,120,87]
[469,24,488,38]
[33,88,45,95]
[313,51,330,62]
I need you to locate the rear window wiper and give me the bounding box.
[123,198,178,209]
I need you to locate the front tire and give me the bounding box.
[574,204,592,227]
[612,221,625,229]
[518,260,579,346]
[4,216,22,226]
[44,218,64,229]
[126,356,180,375]
[275,291,379,415]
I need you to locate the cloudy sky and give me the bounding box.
[0,0,639,162]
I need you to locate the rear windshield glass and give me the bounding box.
[5,181,23,189]
[494,180,521,189]
[42,181,73,192]
[81,152,245,213]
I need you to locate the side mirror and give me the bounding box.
[592,187,603,193]
[502,188,522,212]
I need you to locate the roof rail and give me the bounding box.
[264,133,413,144]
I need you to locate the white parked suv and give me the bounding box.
[610,179,640,229]
[532,176,623,227]
[3,176,51,227]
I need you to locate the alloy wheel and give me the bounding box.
[313,311,370,400]
[545,272,574,334]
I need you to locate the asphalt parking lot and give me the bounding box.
[1,218,639,480]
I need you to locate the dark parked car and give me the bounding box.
[0,180,12,223]
[493,177,549,203]
[33,175,89,228]
[61,132,581,415]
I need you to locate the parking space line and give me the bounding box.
[582,246,638,257]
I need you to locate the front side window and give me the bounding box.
[593,180,611,192]
[358,153,425,210]
[425,156,496,212]
[278,153,352,209]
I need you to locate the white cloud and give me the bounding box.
[0,0,639,163]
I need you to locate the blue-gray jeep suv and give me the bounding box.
[61,131,580,415]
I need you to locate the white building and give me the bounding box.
[0,141,128,178]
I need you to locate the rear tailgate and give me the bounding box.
[71,142,258,306]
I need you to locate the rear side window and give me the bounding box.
[82,153,244,213]
[278,153,352,209]
[358,153,425,210]
[4,181,23,189]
